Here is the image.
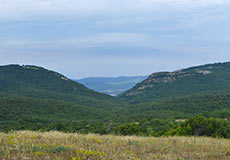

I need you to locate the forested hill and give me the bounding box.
[119,62,230,104]
[0,64,126,131]
[0,65,107,97]
[0,64,121,107]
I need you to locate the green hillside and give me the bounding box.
[0,93,124,132]
[119,62,230,104]
[0,65,121,107]
[120,93,230,121]
[0,65,125,131]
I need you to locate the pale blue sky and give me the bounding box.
[0,0,230,78]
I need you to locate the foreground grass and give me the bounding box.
[0,131,230,160]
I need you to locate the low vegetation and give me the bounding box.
[1,131,230,160]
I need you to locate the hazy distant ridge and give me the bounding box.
[75,76,148,96]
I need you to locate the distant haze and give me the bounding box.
[76,76,148,96]
[0,0,230,78]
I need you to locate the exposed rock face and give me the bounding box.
[196,70,212,75]
[23,65,39,70]
[55,72,69,81]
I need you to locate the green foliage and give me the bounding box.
[32,145,43,152]
[121,93,230,121]
[50,145,70,153]
[112,119,176,136]
[0,93,124,132]
[166,115,230,138]
[113,123,141,135]
[110,116,230,138]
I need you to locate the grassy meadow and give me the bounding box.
[0,131,230,160]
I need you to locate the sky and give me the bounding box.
[0,0,230,79]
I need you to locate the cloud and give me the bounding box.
[0,33,152,49]
[0,0,229,20]
[0,0,230,78]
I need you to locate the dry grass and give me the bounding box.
[0,131,230,160]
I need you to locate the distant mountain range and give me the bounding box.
[75,76,148,96]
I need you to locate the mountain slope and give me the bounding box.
[0,64,121,107]
[119,62,230,104]
[76,76,148,96]
[0,64,127,131]
[119,93,230,121]
[0,65,104,98]
[0,93,123,131]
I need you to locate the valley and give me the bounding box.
[1,62,230,159]
[75,76,148,96]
